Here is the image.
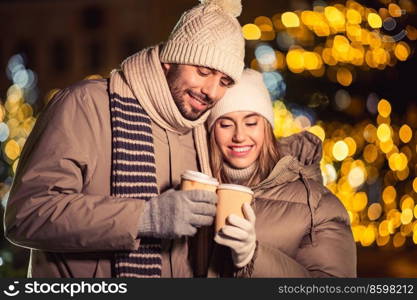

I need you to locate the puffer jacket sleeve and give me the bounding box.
[236,241,312,277]
[236,189,356,278]
[294,189,357,277]
[4,83,145,252]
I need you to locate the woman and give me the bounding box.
[206,69,356,277]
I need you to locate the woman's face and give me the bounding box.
[214,111,265,169]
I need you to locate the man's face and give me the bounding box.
[163,64,234,120]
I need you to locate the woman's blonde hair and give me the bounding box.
[209,117,280,188]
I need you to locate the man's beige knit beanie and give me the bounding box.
[207,68,274,130]
[160,0,245,83]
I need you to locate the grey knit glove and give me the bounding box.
[138,189,217,239]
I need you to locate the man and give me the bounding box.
[4,0,244,278]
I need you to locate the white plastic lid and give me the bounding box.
[181,170,219,186]
[217,184,254,195]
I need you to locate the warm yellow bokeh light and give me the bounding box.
[382,186,396,204]
[308,125,325,141]
[352,225,365,242]
[333,35,350,52]
[401,223,413,237]
[275,51,286,70]
[5,139,21,161]
[281,12,300,28]
[395,42,410,61]
[333,140,349,161]
[388,153,408,171]
[379,220,390,237]
[255,16,273,26]
[396,167,410,181]
[348,167,366,188]
[301,11,314,26]
[401,208,414,225]
[368,203,382,221]
[286,49,305,72]
[303,52,321,70]
[363,144,378,163]
[371,48,387,65]
[337,67,353,86]
[377,235,390,247]
[344,137,357,156]
[393,232,406,247]
[376,123,391,142]
[363,124,377,143]
[322,48,337,65]
[367,13,382,29]
[396,153,408,171]
[379,140,394,153]
[399,124,413,143]
[361,224,376,246]
[324,6,346,29]
[389,3,403,17]
[388,209,402,229]
[346,9,362,25]
[377,99,391,117]
[346,24,362,42]
[401,196,414,210]
[242,24,262,40]
[352,192,368,212]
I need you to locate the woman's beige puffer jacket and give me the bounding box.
[209,131,357,277]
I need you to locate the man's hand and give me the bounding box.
[214,202,256,268]
[138,189,217,239]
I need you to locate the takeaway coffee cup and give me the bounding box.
[180,170,219,192]
[215,184,254,232]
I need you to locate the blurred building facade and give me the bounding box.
[0,0,194,99]
[0,0,283,101]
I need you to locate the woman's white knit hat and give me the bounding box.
[207,68,274,130]
[160,0,245,83]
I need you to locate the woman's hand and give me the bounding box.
[214,202,257,268]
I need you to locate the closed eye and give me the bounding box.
[197,67,211,76]
[220,77,234,87]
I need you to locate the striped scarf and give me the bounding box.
[109,46,211,278]
[110,93,161,277]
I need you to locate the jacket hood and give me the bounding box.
[253,131,323,191]
[252,131,324,245]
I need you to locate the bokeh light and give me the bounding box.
[243,24,262,40]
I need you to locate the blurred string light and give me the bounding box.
[262,71,286,99]
[270,93,417,248]
[0,54,39,207]
[244,0,416,86]
[6,54,38,104]
[0,66,100,208]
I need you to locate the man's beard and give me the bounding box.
[169,84,212,121]
[165,65,214,121]
[175,97,202,121]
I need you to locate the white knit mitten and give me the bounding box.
[214,203,256,268]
